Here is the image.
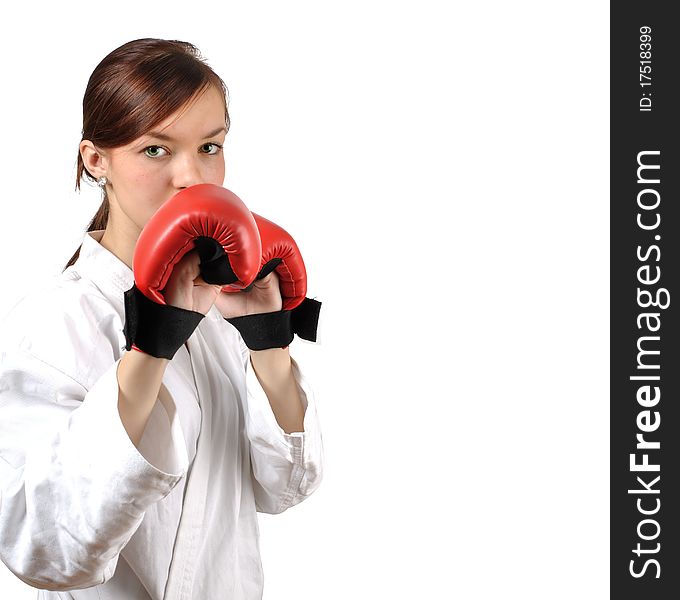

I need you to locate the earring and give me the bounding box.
[97,176,108,187]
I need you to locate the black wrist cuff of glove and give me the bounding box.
[123,284,205,359]
[226,297,322,351]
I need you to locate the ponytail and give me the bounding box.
[63,148,110,271]
[62,196,109,271]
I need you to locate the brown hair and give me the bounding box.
[64,38,230,270]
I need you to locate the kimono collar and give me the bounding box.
[72,230,135,309]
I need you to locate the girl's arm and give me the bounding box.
[117,349,170,446]
[249,346,305,434]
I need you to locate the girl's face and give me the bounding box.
[101,84,227,235]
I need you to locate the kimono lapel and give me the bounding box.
[162,334,213,600]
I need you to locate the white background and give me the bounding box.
[0,1,609,598]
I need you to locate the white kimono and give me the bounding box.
[0,230,324,599]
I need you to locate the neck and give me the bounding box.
[99,219,139,270]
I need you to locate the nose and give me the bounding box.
[172,153,203,189]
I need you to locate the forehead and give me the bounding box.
[107,85,226,156]
[161,85,225,128]
[139,85,226,143]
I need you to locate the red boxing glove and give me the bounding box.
[225,213,322,350]
[250,213,307,310]
[124,184,261,359]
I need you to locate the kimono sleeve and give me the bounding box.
[241,341,324,514]
[0,348,188,591]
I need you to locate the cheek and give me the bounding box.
[207,158,226,183]
[124,164,171,197]
[111,155,150,187]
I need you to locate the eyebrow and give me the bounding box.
[144,126,227,142]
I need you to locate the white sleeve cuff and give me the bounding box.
[244,353,324,502]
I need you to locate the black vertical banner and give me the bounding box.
[611,3,680,598]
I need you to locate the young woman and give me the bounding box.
[0,38,323,600]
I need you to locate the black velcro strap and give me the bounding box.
[123,284,204,359]
[226,310,294,351]
[225,297,322,350]
[291,297,322,342]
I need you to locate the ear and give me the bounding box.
[80,140,109,179]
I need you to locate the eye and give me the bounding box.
[200,143,223,155]
[143,145,168,158]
